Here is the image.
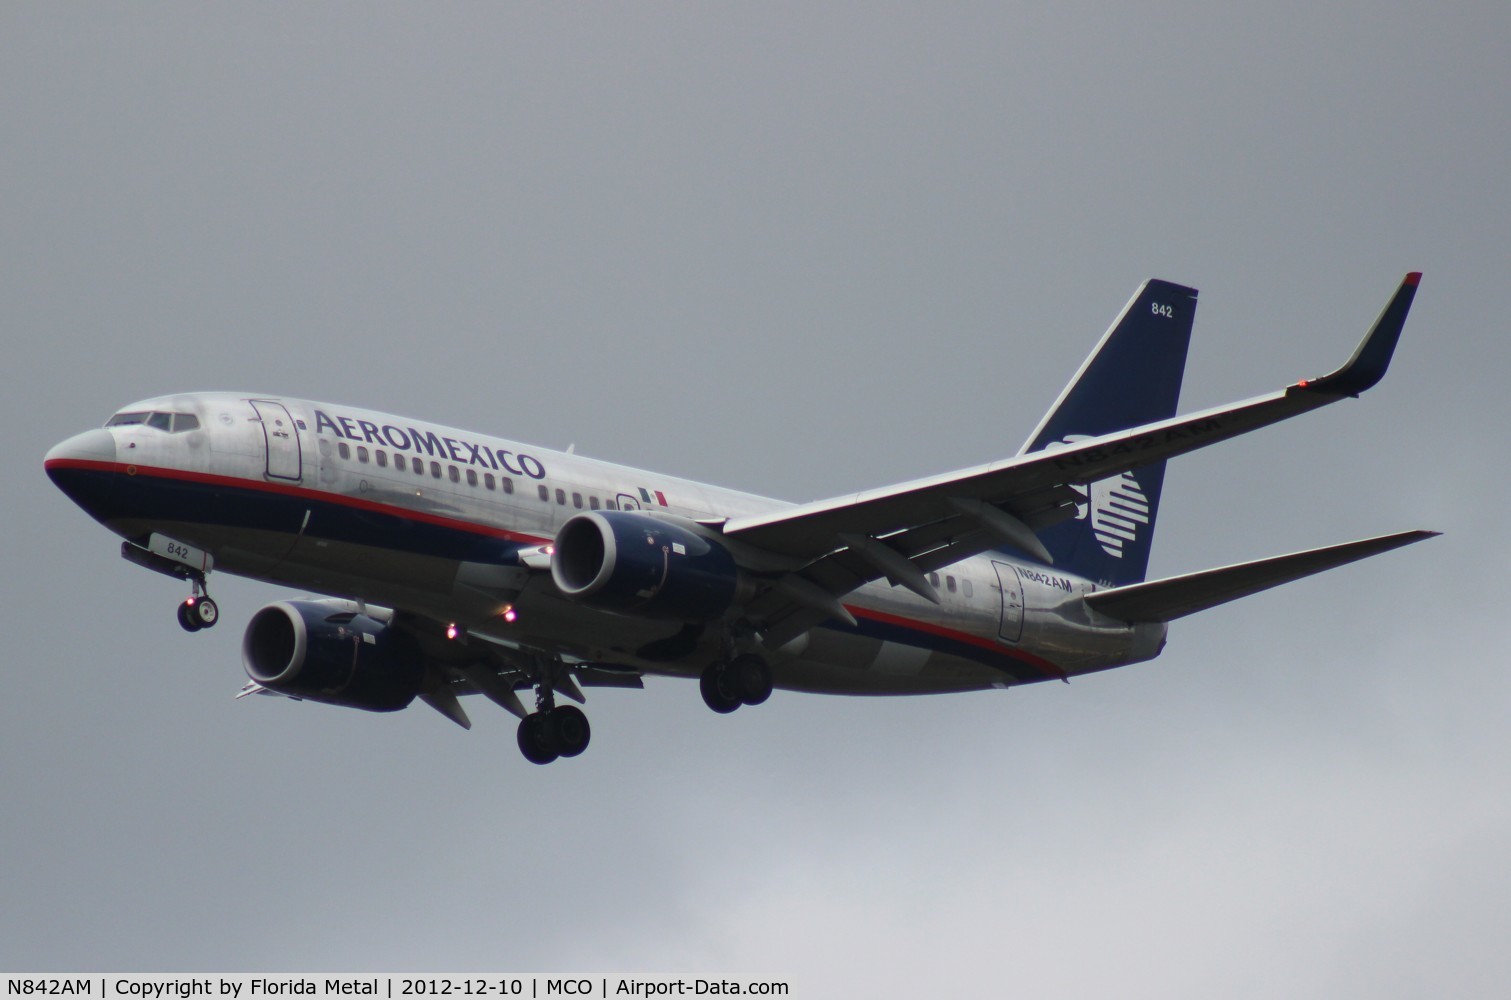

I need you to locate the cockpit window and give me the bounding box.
[106,410,202,433]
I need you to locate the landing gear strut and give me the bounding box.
[515,658,592,765]
[700,653,772,714]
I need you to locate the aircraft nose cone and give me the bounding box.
[45,428,118,511]
[45,427,117,470]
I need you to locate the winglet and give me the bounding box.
[1301,272,1421,397]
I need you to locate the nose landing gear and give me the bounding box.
[174,571,219,632]
[176,593,220,632]
[119,537,220,634]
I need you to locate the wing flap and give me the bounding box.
[574,666,646,690]
[1083,530,1439,623]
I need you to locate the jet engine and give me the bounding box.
[551,510,746,621]
[242,600,424,712]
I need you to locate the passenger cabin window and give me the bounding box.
[502,478,514,495]
[590,496,600,510]
[946,575,957,594]
[555,488,566,505]
[430,461,442,479]
[538,485,549,502]
[338,442,351,460]
[962,579,973,598]
[394,454,406,471]
[572,492,583,509]
[484,472,495,490]
[448,465,460,483]
[376,450,388,468]
[606,499,618,510]
[357,446,369,463]
[466,469,478,487]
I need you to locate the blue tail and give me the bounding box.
[1019,279,1197,587]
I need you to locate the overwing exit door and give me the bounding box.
[992,560,1025,643]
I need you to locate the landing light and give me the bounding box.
[500,605,518,623]
[445,623,459,640]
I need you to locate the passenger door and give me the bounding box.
[249,400,302,482]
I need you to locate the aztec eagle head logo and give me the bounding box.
[1058,435,1150,559]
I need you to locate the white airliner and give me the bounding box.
[46,274,1434,763]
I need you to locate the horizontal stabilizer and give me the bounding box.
[1084,529,1438,623]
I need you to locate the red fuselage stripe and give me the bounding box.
[847,605,1063,675]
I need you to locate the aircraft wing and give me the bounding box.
[321,608,644,729]
[722,273,1421,641]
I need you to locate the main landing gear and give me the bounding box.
[515,660,591,765]
[517,705,591,765]
[700,653,772,714]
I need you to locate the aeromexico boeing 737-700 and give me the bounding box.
[47,274,1435,763]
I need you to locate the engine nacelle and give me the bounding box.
[242,601,424,712]
[551,510,745,621]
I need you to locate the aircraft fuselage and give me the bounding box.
[46,391,1162,696]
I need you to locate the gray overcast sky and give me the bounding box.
[3,3,1507,995]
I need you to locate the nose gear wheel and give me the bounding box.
[177,593,218,632]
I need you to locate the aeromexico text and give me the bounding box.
[314,410,548,480]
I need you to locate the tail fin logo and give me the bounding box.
[1061,436,1151,559]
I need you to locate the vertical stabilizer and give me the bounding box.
[1020,279,1197,587]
